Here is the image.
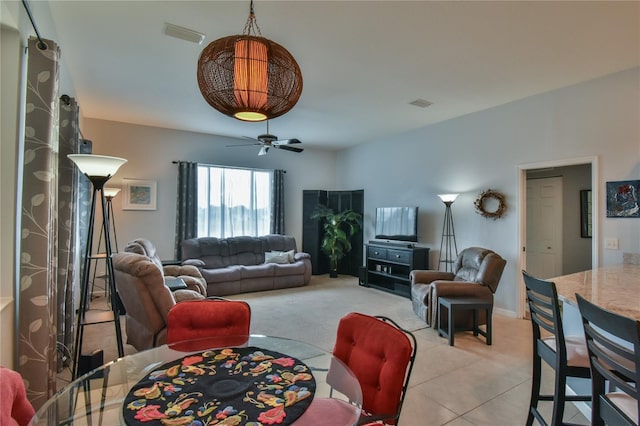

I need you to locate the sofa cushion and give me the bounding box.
[264,251,291,264]
[240,263,275,279]
[263,235,297,252]
[274,261,307,276]
[200,266,242,283]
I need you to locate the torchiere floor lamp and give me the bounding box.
[90,187,121,299]
[68,154,127,379]
[438,194,459,272]
[103,187,121,252]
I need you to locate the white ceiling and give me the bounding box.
[38,1,639,150]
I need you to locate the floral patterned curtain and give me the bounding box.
[56,96,82,372]
[18,37,60,408]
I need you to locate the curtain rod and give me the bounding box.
[21,0,47,50]
[172,161,286,173]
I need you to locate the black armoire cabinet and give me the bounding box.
[302,189,364,277]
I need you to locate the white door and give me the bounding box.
[526,177,563,279]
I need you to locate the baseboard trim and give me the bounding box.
[494,306,517,318]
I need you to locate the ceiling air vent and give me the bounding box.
[164,23,206,45]
[409,99,433,108]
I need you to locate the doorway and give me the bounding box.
[526,176,563,279]
[517,157,599,318]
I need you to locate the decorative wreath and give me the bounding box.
[474,189,507,219]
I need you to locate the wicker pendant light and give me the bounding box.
[197,1,303,122]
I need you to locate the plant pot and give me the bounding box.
[329,270,338,278]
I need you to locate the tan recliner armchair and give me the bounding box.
[124,238,207,296]
[410,247,506,328]
[112,251,205,351]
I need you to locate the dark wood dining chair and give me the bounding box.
[166,298,251,350]
[522,271,591,426]
[576,293,639,426]
[327,312,417,425]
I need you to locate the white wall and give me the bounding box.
[337,67,640,316]
[82,119,338,259]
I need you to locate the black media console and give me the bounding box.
[363,241,429,298]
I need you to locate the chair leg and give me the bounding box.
[528,354,542,426]
[551,368,567,426]
[591,376,606,426]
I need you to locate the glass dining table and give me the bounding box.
[31,335,362,425]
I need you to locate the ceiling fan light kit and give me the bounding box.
[227,121,304,156]
[197,0,302,122]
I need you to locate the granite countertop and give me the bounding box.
[551,264,640,321]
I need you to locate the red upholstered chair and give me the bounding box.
[166,298,251,350]
[329,312,417,425]
[0,366,35,426]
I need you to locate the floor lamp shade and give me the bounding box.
[67,154,127,179]
[103,187,121,198]
[438,194,459,203]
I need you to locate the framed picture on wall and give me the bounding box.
[605,180,640,218]
[122,179,157,210]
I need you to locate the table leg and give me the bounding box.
[448,305,454,346]
[473,309,478,337]
[486,308,492,345]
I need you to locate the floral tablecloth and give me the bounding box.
[123,346,316,425]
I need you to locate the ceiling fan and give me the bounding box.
[227,121,303,156]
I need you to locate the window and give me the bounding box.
[197,165,272,238]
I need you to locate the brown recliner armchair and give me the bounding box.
[124,238,207,296]
[410,247,506,328]
[112,251,205,351]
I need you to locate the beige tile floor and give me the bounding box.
[61,292,591,425]
[401,314,589,425]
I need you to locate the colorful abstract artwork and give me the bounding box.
[606,180,640,218]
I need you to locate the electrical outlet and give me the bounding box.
[604,238,619,250]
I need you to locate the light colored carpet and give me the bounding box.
[227,274,428,352]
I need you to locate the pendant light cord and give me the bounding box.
[21,0,47,50]
[243,0,262,37]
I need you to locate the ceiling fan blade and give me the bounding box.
[243,135,260,141]
[226,142,262,147]
[276,145,304,153]
[258,146,269,156]
[274,138,301,145]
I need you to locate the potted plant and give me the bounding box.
[311,205,362,278]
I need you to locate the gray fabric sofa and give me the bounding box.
[181,235,312,296]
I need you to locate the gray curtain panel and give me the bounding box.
[56,96,81,372]
[271,169,285,234]
[18,37,60,408]
[175,161,198,260]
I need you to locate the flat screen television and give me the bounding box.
[374,206,418,242]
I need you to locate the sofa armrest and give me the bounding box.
[410,270,455,284]
[163,265,207,295]
[294,252,311,261]
[183,259,206,268]
[172,289,206,303]
[431,280,493,299]
[163,264,203,278]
